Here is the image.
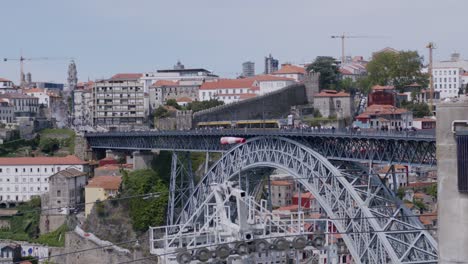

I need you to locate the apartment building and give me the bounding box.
[73,81,94,128]
[0,93,39,119]
[93,73,148,130]
[432,53,468,98]
[0,155,87,204]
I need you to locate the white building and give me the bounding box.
[73,81,94,128]
[198,78,258,104]
[141,65,218,93]
[93,73,149,130]
[378,165,408,190]
[272,64,306,82]
[0,155,87,204]
[24,88,50,107]
[432,53,468,99]
[252,75,296,95]
[0,78,19,94]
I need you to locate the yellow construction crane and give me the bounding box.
[3,55,74,87]
[331,34,386,64]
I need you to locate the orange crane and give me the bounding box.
[3,55,74,87]
[331,34,386,64]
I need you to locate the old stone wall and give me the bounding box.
[193,83,309,124]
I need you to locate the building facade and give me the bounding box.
[93,74,148,130]
[354,104,413,130]
[0,78,19,94]
[0,156,87,204]
[242,61,255,77]
[73,81,94,128]
[198,79,258,104]
[272,64,306,82]
[149,79,200,109]
[41,168,87,215]
[85,176,122,216]
[0,93,39,119]
[432,53,468,99]
[313,90,353,119]
[269,180,294,207]
[0,99,14,124]
[264,54,279,74]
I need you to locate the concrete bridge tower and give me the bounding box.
[437,98,468,263]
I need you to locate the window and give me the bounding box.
[30,168,32,172]
[37,178,40,182]
[57,190,61,197]
[15,168,18,173]
[23,168,25,173]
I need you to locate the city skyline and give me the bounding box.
[1,0,467,83]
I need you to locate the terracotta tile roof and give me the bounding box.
[0,155,86,166]
[247,74,295,82]
[50,168,86,179]
[407,182,436,188]
[362,104,408,116]
[176,97,193,103]
[95,164,121,171]
[276,204,299,212]
[0,93,37,99]
[110,73,142,80]
[372,85,395,91]
[152,80,179,87]
[378,165,406,174]
[25,88,45,93]
[200,79,255,90]
[419,213,437,226]
[293,192,315,199]
[271,180,293,186]
[239,93,257,99]
[0,78,11,82]
[404,202,414,209]
[86,176,122,190]
[272,64,306,75]
[314,90,350,97]
[462,72,468,76]
[76,81,94,90]
[339,68,354,75]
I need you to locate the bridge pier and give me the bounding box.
[437,98,468,264]
[132,151,153,170]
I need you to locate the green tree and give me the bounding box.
[153,106,169,119]
[425,184,437,199]
[122,169,169,232]
[401,102,431,118]
[39,138,60,154]
[186,99,224,112]
[306,56,340,89]
[367,50,428,90]
[338,78,356,93]
[165,99,181,110]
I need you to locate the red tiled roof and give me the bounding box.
[95,164,121,171]
[176,97,192,103]
[25,88,45,93]
[239,93,257,99]
[271,180,293,186]
[363,104,408,115]
[86,176,122,190]
[276,204,299,212]
[372,85,395,91]
[200,79,255,90]
[0,155,86,166]
[462,72,468,76]
[419,214,437,226]
[314,90,350,97]
[0,78,12,82]
[407,182,436,188]
[339,68,353,75]
[247,74,295,82]
[110,73,142,80]
[272,64,306,75]
[152,80,179,87]
[293,192,315,199]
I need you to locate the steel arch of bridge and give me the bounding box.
[176,136,438,264]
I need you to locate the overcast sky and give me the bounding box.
[1,0,467,83]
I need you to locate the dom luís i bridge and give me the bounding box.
[86,129,439,263]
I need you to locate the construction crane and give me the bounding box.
[426,42,436,114]
[330,34,385,64]
[3,55,74,87]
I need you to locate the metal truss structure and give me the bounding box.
[86,130,436,166]
[157,137,438,264]
[167,152,195,226]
